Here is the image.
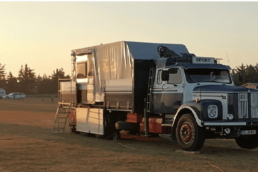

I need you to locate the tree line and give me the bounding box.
[0,63,69,94]
[232,63,258,86]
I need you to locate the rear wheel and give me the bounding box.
[235,134,258,149]
[176,114,205,151]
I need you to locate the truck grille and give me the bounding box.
[238,93,248,119]
[251,93,258,118]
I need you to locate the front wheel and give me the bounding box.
[176,114,205,151]
[235,134,258,149]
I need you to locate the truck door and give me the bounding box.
[152,69,165,114]
[162,68,184,114]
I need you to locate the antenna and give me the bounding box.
[226,52,230,66]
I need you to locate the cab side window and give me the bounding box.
[168,68,182,84]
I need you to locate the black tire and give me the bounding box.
[113,130,121,141]
[115,121,139,131]
[235,134,258,149]
[176,114,205,151]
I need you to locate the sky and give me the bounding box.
[1,1,258,77]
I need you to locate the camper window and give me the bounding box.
[87,55,94,77]
[77,62,87,78]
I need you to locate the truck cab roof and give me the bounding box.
[156,56,230,70]
[168,63,231,70]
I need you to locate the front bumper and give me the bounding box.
[203,120,258,127]
[204,122,246,126]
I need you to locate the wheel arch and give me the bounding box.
[171,106,203,140]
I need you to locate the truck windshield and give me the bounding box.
[184,69,231,84]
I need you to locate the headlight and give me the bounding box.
[227,114,234,120]
[208,105,218,118]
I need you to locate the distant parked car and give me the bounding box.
[2,92,26,100]
[0,88,6,98]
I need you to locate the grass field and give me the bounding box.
[0,97,258,172]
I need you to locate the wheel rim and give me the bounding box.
[180,122,194,144]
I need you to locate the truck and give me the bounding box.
[56,41,258,151]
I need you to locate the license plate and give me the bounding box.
[240,130,256,135]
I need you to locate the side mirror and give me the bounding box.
[162,71,169,81]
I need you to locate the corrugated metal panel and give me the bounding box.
[251,93,258,118]
[238,93,248,119]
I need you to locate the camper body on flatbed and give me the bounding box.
[58,41,258,151]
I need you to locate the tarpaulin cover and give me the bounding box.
[72,41,189,101]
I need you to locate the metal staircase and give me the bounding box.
[146,68,155,113]
[51,104,71,134]
[53,56,76,134]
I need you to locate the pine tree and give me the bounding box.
[232,63,258,85]
[37,74,49,94]
[18,64,36,94]
[6,72,18,93]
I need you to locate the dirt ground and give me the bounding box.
[0,97,258,172]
